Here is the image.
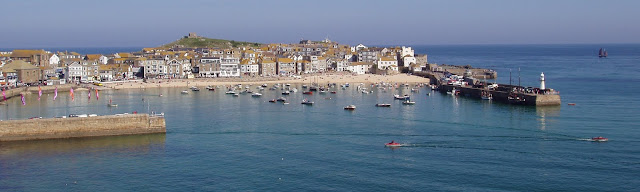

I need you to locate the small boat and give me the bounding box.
[376,103,391,107]
[261,84,268,87]
[159,94,163,97]
[107,99,118,107]
[598,48,608,58]
[233,93,239,97]
[301,99,314,105]
[393,94,410,100]
[277,97,287,102]
[225,91,236,94]
[303,91,313,95]
[191,87,200,91]
[302,84,308,88]
[283,102,290,105]
[568,103,576,106]
[330,91,337,94]
[591,136,608,142]
[251,93,262,97]
[206,86,215,91]
[181,90,189,94]
[320,90,327,94]
[282,91,290,95]
[385,141,402,147]
[269,99,277,103]
[402,100,416,105]
[344,105,356,110]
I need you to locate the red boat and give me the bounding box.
[385,141,402,147]
[303,91,313,95]
[591,136,608,142]
[330,91,337,94]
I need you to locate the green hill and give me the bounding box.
[161,36,262,49]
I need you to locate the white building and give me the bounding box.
[49,54,60,65]
[67,63,83,82]
[219,57,240,77]
[378,57,398,72]
[347,62,373,75]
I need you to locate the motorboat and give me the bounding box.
[591,137,608,142]
[376,103,391,107]
[251,93,262,97]
[261,84,268,87]
[344,105,356,110]
[206,86,215,91]
[277,97,287,102]
[225,90,236,94]
[393,94,410,100]
[330,91,337,94]
[181,90,189,94]
[301,99,314,105]
[303,91,313,95]
[402,100,416,105]
[385,141,402,147]
[269,99,277,103]
[302,84,308,88]
[282,91,290,95]
[233,93,239,97]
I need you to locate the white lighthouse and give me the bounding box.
[540,72,546,90]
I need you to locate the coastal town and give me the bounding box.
[0,33,428,86]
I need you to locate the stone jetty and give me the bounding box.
[0,114,166,142]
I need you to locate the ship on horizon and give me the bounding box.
[598,48,608,58]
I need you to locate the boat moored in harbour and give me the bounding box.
[376,103,391,107]
[344,105,356,110]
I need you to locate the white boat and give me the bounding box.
[402,100,416,105]
[181,90,189,94]
[376,103,391,107]
[393,94,410,100]
[291,88,298,93]
[301,99,314,105]
[252,93,262,97]
[282,91,290,95]
[344,105,356,110]
[225,91,236,94]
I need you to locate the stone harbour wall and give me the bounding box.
[0,114,166,142]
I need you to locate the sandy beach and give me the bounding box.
[105,74,430,90]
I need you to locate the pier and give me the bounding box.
[414,65,560,106]
[438,84,561,106]
[0,113,166,142]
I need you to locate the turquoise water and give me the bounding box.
[1,45,639,191]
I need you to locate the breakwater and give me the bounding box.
[0,114,166,141]
[439,84,561,106]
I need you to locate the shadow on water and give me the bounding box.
[0,133,166,157]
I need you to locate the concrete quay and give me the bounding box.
[439,84,561,106]
[0,114,166,142]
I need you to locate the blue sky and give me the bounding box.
[1,0,638,48]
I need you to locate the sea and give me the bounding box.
[1,44,639,191]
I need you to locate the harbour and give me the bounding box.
[0,44,638,191]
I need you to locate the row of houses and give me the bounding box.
[0,36,428,85]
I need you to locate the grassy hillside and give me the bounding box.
[161,37,262,49]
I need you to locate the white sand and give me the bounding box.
[106,74,430,90]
